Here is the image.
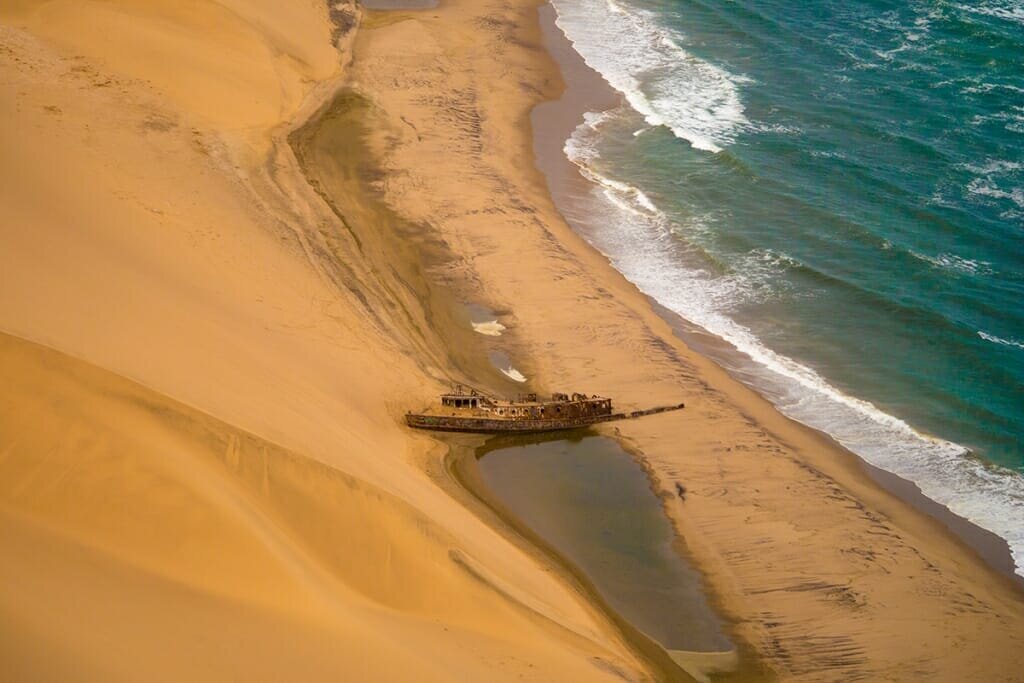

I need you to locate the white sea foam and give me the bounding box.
[562,109,1024,577]
[964,159,1024,174]
[979,331,1024,350]
[909,250,995,275]
[963,82,1024,96]
[970,104,1024,137]
[810,149,847,160]
[849,5,947,72]
[967,178,1024,209]
[961,156,1024,219]
[956,1,1024,25]
[551,0,749,153]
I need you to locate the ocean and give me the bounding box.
[548,0,1024,575]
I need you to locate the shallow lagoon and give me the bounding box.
[477,435,731,653]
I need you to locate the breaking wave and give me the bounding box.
[562,106,1024,577]
[550,0,749,153]
[956,1,1024,25]
[979,331,1024,350]
[909,251,995,275]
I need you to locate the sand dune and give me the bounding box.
[0,1,649,679]
[3,0,338,131]
[2,0,1023,680]
[0,333,638,681]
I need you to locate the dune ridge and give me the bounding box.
[0,1,652,680]
[2,0,1023,681]
[0,332,640,681]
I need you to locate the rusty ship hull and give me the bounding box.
[405,404,684,434]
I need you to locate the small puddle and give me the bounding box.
[476,435,732,655]
[465,302,507,337]
[487,350,527,383]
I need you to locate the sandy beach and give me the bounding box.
[2,0,1023,680]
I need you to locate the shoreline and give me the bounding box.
[530,0,1022,589]
[5,0,1024,679]
[347,0,1024,677]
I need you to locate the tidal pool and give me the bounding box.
[476,435,731,653]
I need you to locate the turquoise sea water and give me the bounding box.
[550,0,1023,573]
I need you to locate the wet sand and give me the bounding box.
[346,1,1024,680]
[2,0,1024,680]
[530,2,1022,590]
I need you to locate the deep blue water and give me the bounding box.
[551,0,1023,572]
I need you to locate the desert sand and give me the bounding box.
[1,0,1022,681]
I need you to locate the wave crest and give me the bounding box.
[563,108,1024,577]
[551,0,748,152]
[979,331,1024,350]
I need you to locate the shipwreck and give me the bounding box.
[405,384,684,434]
